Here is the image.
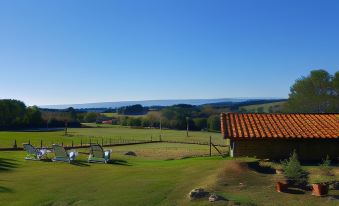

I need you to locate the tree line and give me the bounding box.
[0,69,337,131]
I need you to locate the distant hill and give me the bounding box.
[40,98,284,109]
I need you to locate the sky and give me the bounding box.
[0,0,339,106]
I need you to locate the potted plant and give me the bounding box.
[281,150,307,187]
[276,181,288,192]
[311,156,333,197]
[311,182,329,197]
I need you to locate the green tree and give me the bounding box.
[286,70,338,113]
[84,112,98,123]
[192,118,207,130]
[207,115,220,132]
[24,106,43,127]
[281,150,307,185]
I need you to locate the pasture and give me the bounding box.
[0,125,222,149]
[0,126,338,206]
[0,149,338,206]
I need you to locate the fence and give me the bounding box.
[0,138,228,151]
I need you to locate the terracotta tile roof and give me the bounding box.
[221,113,339,139]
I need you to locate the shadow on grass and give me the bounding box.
[0,158,18,172]
[109,159,131,166]
[247,161,275,174]
[0,186,13,193]
[283,187,306,195]
[71,161,90,167]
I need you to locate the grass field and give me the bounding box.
[240,101,286,113]
[0,148,338,206]
[0,125,222,149]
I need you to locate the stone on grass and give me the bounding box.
[327,196,339,201]
[188,188,209,200]
[208,193,223,202]
[124,151,137,156]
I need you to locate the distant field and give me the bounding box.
[101,112,150,118]
[240,101,286,113]
[0,125,223,148]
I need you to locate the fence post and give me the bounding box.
[209,136,212,157]
[13,139,17,149]
[40,139,43,148]
[72,140,74,148]
[28,139,30,144]
[62,142,63,147]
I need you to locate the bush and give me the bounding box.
[320,155,332,176]
[281,150,307,185]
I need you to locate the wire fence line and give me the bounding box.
[0,136,228,151]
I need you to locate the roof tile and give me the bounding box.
[221,113,339,139]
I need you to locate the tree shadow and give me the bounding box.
[0,186,13,193]
[108,159,131,166]
[247,161,276,174]
[0,158,18,172]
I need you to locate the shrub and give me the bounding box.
[281,150,307,185]
[320,155,332,176]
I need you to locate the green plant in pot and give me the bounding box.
[281,150,307,186]
[310,155,333,196]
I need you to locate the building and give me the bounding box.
[220,113,339,161]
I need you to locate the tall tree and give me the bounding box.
[286,70,338,113]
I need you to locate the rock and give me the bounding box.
[208,193,223,202]
[188,188,209,200]
[327,196,339,201]
[275,169,284,175]
[329,181,339,190]
[124,151,137,156]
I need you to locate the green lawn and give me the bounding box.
[0,126,222,149]
[0,147,337,206]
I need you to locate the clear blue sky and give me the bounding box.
[0,0,338,106]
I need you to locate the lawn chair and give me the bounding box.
[88,144,111,163]
[52,144,77,163]
[23,143,48,160]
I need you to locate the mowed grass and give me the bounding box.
[0,125,222,148]
[0,149,227,206]
[0,147,337,206]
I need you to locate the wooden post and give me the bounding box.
[40,139,43,148]
[62,142,63,147]
[28,139,30,144]
[209,136,212,157]
[13,139,17,149]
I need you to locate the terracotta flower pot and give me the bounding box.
[276,182,288,192]
[312,183,329,197]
